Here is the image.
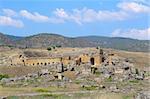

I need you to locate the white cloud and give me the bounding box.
[122,0,149,5]
[53,2,149,25]
[97,10,128,21]
[20,10,50,22]
[112,28,150,40]
[54,8,69,18]
[2,9,17,17]
[20,10,64,23]
[53,8,129,25]
[118,2,150,13]
[0,16,24,28]
[1,1,149,26]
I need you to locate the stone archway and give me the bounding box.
[79,58,81,63]
[76,58,82,65]
[79,58,82,65]
[90,57,95,65]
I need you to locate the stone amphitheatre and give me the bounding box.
[11,48,104,68]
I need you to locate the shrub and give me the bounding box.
[106,76,113,82]
[36,88,49,92]
[122,95,133,99]
[47,47,52,51]
[56,45,62,48]
[52,46,55,49]
[95,71,101,76]
[96,46,99,49]
[0,74,9,80]
[135,68,139,75]
[83,86,97,90]
[129,80,139,83]
[42,94,62,98]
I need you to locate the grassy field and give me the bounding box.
[112,49,150,69]
[0,86,133,99]
[0,66,42,77]
[0,86,65,96]
[6,92,134,99]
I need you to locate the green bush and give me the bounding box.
[56,45,62,48]
[75,80,81,84]
[42,94,63,98]
[52,46,56,49]
[82,86,97,90]
[135,68,139,75]
[129,80,139,83]
[96,46,99,49]
[0,74,9,80]
[36,88,49,92]
[95,71,101,76]
[47,47,52,51]
[7,96,19,99]
[122,95,133,99]
[106,76,113,82]
[47,45,62,51]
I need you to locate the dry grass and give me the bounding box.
[0,86,134,99]
[0,86,64,96]
[0,66,42,77]
[0,86,33,96]
[111,49,150,69]
[63,71,76,80]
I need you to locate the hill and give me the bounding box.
[0,33,15,46]
[6,34,24,41]
[0,33,149,52]
[77,36,150,52]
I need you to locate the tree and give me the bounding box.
[47,47,52,51]
[56,45,62,48]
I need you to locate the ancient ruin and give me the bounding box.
[0,47,149,99]
[10,48,104,68]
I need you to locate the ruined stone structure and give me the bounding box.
[11,49,104,68]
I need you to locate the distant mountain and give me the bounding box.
[6,34,24,41]
[0,33,149,52]
[15,33,71,48]
[0,33,15,46]
[76,36,150,52]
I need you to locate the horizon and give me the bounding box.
[0,0,149,40]
[2,32,150,41]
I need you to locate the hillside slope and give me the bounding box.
[0,33,149,52]
[0,33,15,46]
[77,36,150,52]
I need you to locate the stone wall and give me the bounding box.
[11,50,104,67]
[25,58,61,66]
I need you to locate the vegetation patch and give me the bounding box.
[122,94,134,99]
[35,88,49,92]
[95,71,102,76]
[144,72,150,77]
[106,76,113,82]
[74,80,82,84]
[0,74,9,80]
[7,96,19,99]
[42,93,63,98]
[47,45,61,51]
[82,85,98,90]
[129,80,139,84]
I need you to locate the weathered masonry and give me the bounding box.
[11,49,105,67]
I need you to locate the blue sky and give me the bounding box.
[0,0,149,40]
